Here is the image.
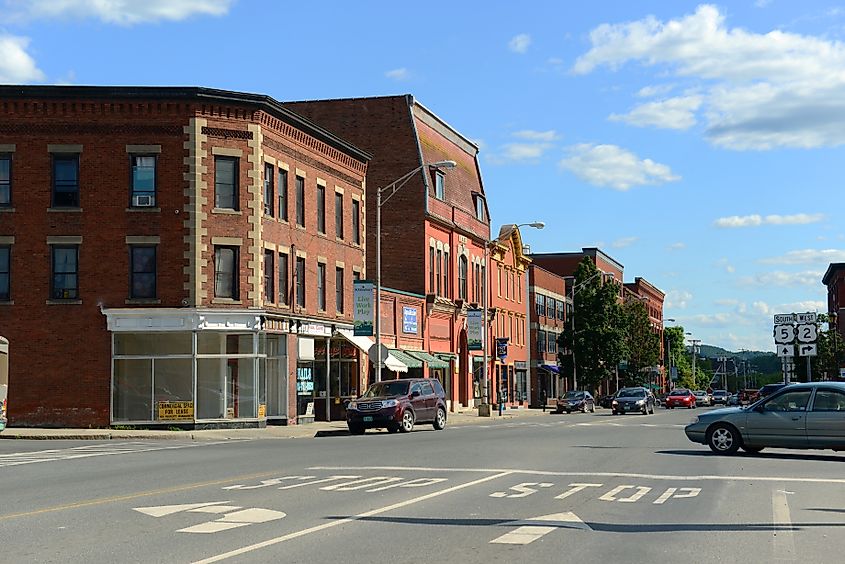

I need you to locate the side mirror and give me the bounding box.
[753,404,764,413]
[410,390,420,398]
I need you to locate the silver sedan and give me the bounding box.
[684,382,845,454]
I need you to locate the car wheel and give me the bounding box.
[707,423,741,454]
[590,404,596,413]
[741,446,764,454]
[555,408,563,414]
[387,423,400,434]
[566,410,572,414]
[582,404,588,413]
[433,407,447,430]
[399,409,415,433]
[348,425,365,435]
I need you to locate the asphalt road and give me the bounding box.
[2,407,845,563]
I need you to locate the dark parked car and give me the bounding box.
[757,383,790,400]
[685,382,845,454]
[556,390,595,414]
[711,390,730,405]
[665,388,696,409]
[346,378,447,434]
[598,394,615,409]
[612,387,654,415]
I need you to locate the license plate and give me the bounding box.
[363,416,373,422]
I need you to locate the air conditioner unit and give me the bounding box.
[132,194,154,207]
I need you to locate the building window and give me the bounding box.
[264,249,274,303]
[557,300,565,320]
[547,332,557,354]
[296,256,306,307]
[51,245,79,300]
[0,246,9,301]
[0,154,10,207]
[214,156,238,210]
[130,245,156,299]
[473,263,481,303]
[537,330,546,354]
[434,172,445,200]
[336,267,344,313]
[295,176,305,226]
[443,250,450,298]
[352,199,360,245]
[214,246,238,299]
[317,185,326,234]
[536,294,546,317]
[429,247,435,293]
[335,192,344,239]
[474,195,485,221]
[497,265,502,297]
[52,154,80,207]
[353,270,361,281]
[516,273,522,303]
[130,154,156,207]
[436,249,442,296]
[278,252,289,305]
[317,263,326,310]
[458,255,468,300]
[263,163,274,216]
[278,169,288,222]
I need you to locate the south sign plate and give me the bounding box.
[774,313,795,325]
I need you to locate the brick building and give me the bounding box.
[823,263,845,377]
[286,95,490,411]
[528,264,568,407]
[0,85,369,427]
[623,277,667,391]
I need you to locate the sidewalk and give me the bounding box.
[0,406,552,441]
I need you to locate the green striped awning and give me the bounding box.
[387,349,423,369]
[406,351,449,369]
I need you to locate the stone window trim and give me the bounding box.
[335,260,346,269]
[211,236,243,246]
[125,144,161,154]
[0,236,14,245]
[211,208,242,215]
[317,256,328,264]
[47,235,82,244]
[125,236,160,245]
[316,177,327,187]
[335,186,345,195]
[125,298,162,305]
[211,147,243,157]
[125,207,161,213]
[278,161,290,171]
[295,249,307,258]
[0,144,16,153]
[263,155,277,166]
[46,299,82,305]
[295,168,307,178]
[48,144,83,153]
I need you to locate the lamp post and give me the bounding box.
[566,270,609,392]
[480,221,544,416]
[686,333,701,386]
[374,160,456,382]
[665,318,676,391]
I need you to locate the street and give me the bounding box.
[2,408,844,563]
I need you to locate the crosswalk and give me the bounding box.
[0,441,219,467]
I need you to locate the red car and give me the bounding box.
[664,388,696,409]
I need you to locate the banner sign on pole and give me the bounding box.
[353,280,374,336]
[467,309,483,350]
[496,338,509,361]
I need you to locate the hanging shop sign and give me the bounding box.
[496,338,509,361]
[354,280,374,336]
[467,309,483,351]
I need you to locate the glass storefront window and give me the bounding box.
[153,358,193,421]
[198,333,253,355]
[115,333,191,356]
[233,357,256,418]
[113,359,152,421]
[197,357,225,419]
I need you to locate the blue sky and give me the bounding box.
[2,0,843,352]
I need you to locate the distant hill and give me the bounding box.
[687,344,780,380]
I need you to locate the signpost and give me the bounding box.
[773,312,819,383]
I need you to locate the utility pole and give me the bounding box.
[689,338,701,385]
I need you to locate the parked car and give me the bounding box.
[693,390,711,406]
[611,387,654,415]
[727,393,741,406]
[711,390,730,405]
[757,383,790,400]
[665,388,696,409]
[740,388,759,404]
[346,378,447,434]
[685,382,845,454]
[598,394,615,409]
[556,391,596,414]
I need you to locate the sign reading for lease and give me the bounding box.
[158,401,194,421]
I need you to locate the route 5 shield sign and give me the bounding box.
[773,324,795,344]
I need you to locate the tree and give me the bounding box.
[620,298,661,386]
[665,326,690,385]
[557,258,627,393]
[806,314,845,381]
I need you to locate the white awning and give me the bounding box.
[334,331,408,373]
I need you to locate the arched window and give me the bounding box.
[458,255,468,300]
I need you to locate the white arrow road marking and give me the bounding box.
[133,502,232,517]
[189,506,242,514]
[490,512,591,545]
[178,522,251,534]
[772,488,796,560]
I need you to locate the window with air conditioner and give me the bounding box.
[130,154,156,207]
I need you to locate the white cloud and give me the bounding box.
[687,313,738,327]
[513,129,559,141]
[385,68,410,81]
[488,143,553,164]
[508,33,531,54]
[547,57,565,66]
[668,242,686,251]
[737,270,823,287]
[752,301,771,315]
[755,0,773,7]
[611,236,638,249]
[573,4,845,150]
[5,0,232,24]
[609,95,702,129]
[0,34,44,83]
[637,84,675,98]
[714,213,825,228]
[758,249,845,265]
[560,143,680,190]
[665,289,693,310]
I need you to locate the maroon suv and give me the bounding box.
[346,378,448,435]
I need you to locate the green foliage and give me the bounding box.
[557,258,627,394]
[621,299,661,385]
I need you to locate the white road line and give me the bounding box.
[0,442,221,468]
[490,512,591,545]
[772,489,796,561]
[192,471,513,564]
[311,465,845,484]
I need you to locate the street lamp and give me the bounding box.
[480,221,544,416]
[374,160,456,381]
[562,270,614,392]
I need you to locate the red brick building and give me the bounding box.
[528,264,568,407]
[624,277,667,391]
[823,263,845,377]
[0,85,369,427]
[287,95,490,411]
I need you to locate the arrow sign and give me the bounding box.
[777,345,794,357]
[490,512,591,545]
[799,344,817,357]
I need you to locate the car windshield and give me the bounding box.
[362,381,410,398]
[564,391,585,399]
[618,388,645,398]
[694,391,705,396]
[670,390,688,396]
